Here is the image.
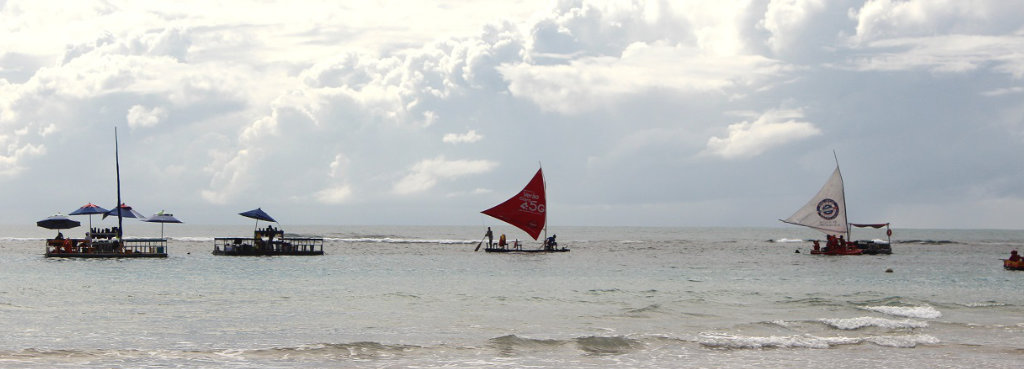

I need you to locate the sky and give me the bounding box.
[2,0,1023,230]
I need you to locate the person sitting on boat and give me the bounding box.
[55,231,64,240]
[499,234,507,248]
[1010,250,1022,262]
[545,234,557,250]
[812,240,821,252]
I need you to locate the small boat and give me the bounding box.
[1005,259,1024,271]
[213,208,324,256]
[849,223,893,255]
[781,155,888,255]
[44,128,167,258]
[479,167,568,253]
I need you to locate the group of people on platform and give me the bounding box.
[482,227,559,250]
[812,234,851,252]
[483,227,522,250]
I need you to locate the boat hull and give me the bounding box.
[853,240,892,255]
[44,238,168,258]
[810,247,863,255]
[1004,260,1024,270]
[212,250,324,256]
[484,247,569,253]
[46,252,167,258]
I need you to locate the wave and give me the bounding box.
[820,317,928,330]
[574,336,642,355]
[170,236,214,242]
[898,239,957,245]
[331,237,477,244]
[771,238,805,243]
[861,305,942,319]
[0,237,44,241]
[697,332,939,349]
[489,334,565,350]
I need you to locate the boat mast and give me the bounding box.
[540,161,546,244]
[115,127,123,242]
[833,150,849,241]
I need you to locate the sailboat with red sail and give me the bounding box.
[479,167,568,253]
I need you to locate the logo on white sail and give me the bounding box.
[816,199,839,220]
[518,190,544,214]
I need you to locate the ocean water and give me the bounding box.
[0,225,1022,368]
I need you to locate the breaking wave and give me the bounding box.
[820,317,928,330]
[332,237,476,244]
[698,332,939,349]
[861,305,942,319]
[574,336,642,355]
[772,238,805,243]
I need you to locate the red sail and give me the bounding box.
[481,168,546,240]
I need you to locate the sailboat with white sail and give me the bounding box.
[478,167,568,253]
[781,158,891,255]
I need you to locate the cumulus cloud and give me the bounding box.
[761,0,826,54]
[393,156,497,195]
[315,185,353,204]
[443,130,483,144]
[704,109,821,159]
[126,105,168,128]
[502,41,786,114]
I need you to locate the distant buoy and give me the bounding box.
[885,268,893,273]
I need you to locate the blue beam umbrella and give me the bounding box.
[69,203,109,231]
[37,214,81,230]
[144,210,182,239]
[240,208,276,231]
[104,203,146,220]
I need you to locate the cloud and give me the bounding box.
[315,185,353,204]
[761,0,826,54]
[502,41,787,114]
[844,35,1024,76]
[442,130,483,144]
[704,109,821,159]
[126,105,168,128]
[393,156,497,195]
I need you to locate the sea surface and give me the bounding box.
[0,225,1022,368]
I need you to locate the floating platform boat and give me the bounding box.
[42,129,169,259]
[1004,259,1024,271]
[213,229,324,256]
[213,208,324,256]
[45,236,167,258]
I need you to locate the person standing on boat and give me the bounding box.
[485,227,493,247]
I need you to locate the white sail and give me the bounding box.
[782,166,848,235]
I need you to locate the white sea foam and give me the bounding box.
[865,334,940,348]
[698,332,859,349]
[333,238,475,244]
[171,237,214,242]
[774,238,804,243]
[698,332,939,349]
[820,317,928,330]
[861,305,942,319]
[0,237,43,241]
